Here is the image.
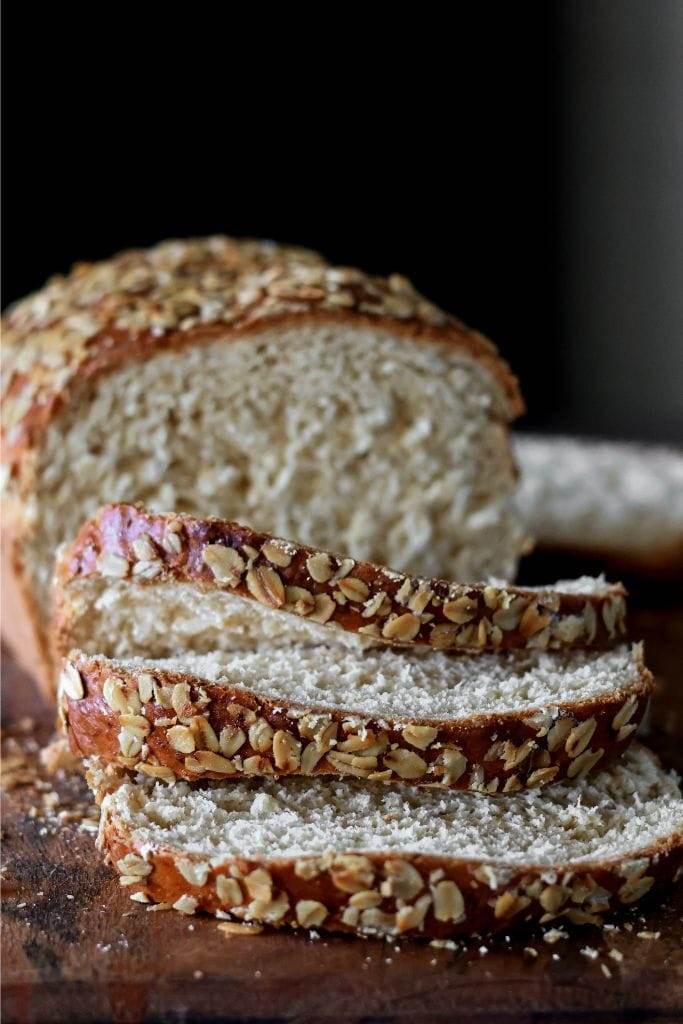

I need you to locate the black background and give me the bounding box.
[3,4,680,440]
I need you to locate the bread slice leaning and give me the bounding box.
[515,434,683,577]
[61,644,651,792]
[2,236,526,694]
[53,504,628,680]
[91,744,683,940]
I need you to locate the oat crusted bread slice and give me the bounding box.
[2,235,527,694]
[53,504,628,679]
[515,434,683,577]
[61,644,651,792]
[91,744,683,940]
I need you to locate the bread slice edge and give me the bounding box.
[89,749,683,940]
[54,503,629,669]
[61,645,652,793]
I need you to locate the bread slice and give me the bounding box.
[2,236,526,694]
[53,504,628,678]
[91,744,683,939]
[515,434,683,577]
[60,643,651,792]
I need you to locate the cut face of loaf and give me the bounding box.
[62,644,651,792]
[2,236,525,692]
[515,434,683,577]
[93,744,683,940]
[54,504,628,676]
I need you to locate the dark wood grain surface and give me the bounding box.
[2,600,682,1024]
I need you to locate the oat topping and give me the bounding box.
[217,921,263,936]
[59,662,84,700]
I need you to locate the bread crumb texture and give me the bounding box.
[81,643,646,721]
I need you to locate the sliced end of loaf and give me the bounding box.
[21,320,524,625]
[3,239,526,690]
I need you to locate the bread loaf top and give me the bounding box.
[2,236,523,476]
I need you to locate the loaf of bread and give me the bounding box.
[60,644,650,791]
[7,237,680,953]
[515,434,683,576]
[53,504,628,682]
[2,237,526,690]
[90,744,683,939]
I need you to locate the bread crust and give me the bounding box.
[54,504,628,673]
[62,649,651,793]
[1,237,524,692]
[92,760,683,941]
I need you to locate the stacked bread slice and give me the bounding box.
[55,505,683,939]
[88,746,682,937]
[58,505,643,793]
[64,644,649,792]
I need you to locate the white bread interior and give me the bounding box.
[58,573,622,663]
[98,644,646,721]
[97,744,682,864]
[29,324,525,626]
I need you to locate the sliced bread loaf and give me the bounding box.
[515,434,683,576]
[61,644,650,792]
[53,504,628,677]
[91,744,683,939]
[2,236,526,693]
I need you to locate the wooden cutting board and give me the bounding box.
[2,599,682,1024]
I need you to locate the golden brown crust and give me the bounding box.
[54,504,629,665]
[93,772,683,940]
[62,651,651,792]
